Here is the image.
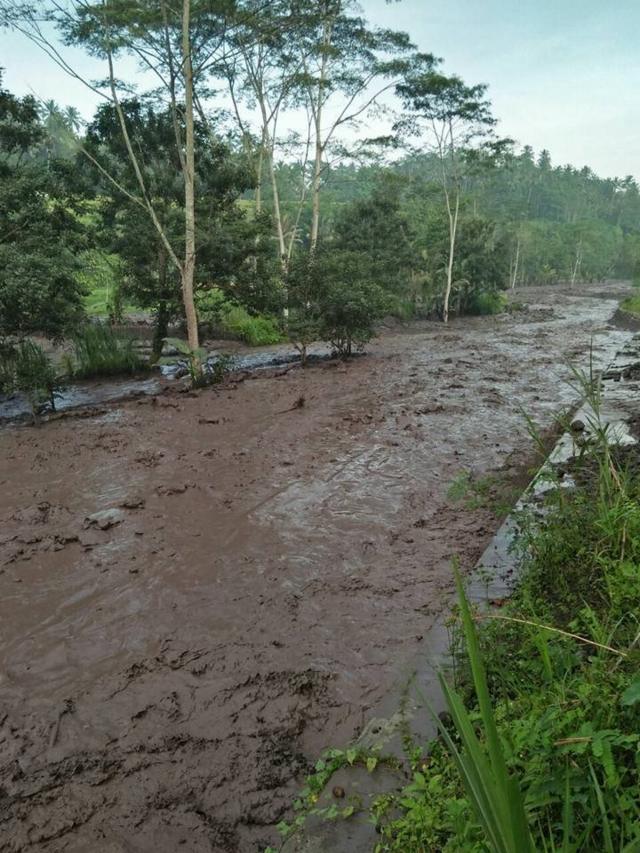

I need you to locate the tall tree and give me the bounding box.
[220,0,312,271]
[82,98,269,358]
[297,1,415,252]
[1,0,245,364]
[0,74,85,339]
[397,67,496,321]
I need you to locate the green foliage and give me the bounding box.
[0,79,86,339]
[220,305,282,346]
[161,337,232,388]
[467,290,507,316]
[276,745,395,844]
[195,287,229,324]
[373,394,640,852]
[68,324,143,379]
[196,288,283,346]
[330,178,418,296]
[0,339,62,417]
[435,567,534,852]
[285,253,325,363]
[287,249,390,357]
[322,275,389,357]
[621,294,640,317]
[0,341,16,394]
[80,99,274,345]
[161,336,208,387]
[416,213,509,317]
[77,250,133,320]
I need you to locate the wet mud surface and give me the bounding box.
[0,284,632,852]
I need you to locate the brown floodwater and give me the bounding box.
[0,284,633,852]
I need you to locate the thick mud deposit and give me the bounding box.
[0,284,632,852]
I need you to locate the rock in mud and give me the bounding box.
[84,508,126,530]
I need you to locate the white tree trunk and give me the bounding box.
[310,115,323,252]
[443,190,459,324]
[182,0,199,353]
[511,236,520,290]
[571,241,583,287]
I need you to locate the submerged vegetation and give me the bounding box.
[0,339,62,418]
[65,324,143,379]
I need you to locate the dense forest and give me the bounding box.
[1,0,640,387]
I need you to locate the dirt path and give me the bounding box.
[0,284,632,852]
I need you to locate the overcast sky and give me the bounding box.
[0,0,637,179]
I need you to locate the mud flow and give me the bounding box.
[0,284,632,852]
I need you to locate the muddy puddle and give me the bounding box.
[0,283,633,852]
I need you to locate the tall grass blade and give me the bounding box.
[429,564,535,852]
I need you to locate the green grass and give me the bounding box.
[220,305,283,346]
[66,324,145,378]
[620,294,640,317]
[76,250,139,317]
[372,377,640,852]
[0,340,61,417]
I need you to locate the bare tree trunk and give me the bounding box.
[268,144,287,269]
[443,189,459,324]
[571,241,583,287]
[255,129,265,216]
[511,235,520,290]
[309,20,329,254]
[310,125,322,252]
[310,152,322,251]
[255,98,287,271]
[181,0,199,353]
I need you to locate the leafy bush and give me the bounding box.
[286,249,390,358]
[0,112,86,340]
[195,287,229,323]
[220,305,282,346]
[196,288,283,346]
[68,324,143,378]
[466,290,508,316]
[160,337,232,388]
[322,280,389,356]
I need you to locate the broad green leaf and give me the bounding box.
[621,678,640,706]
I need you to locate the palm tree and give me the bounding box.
[63,105,82,134]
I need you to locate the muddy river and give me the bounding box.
[0,284,633,852]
